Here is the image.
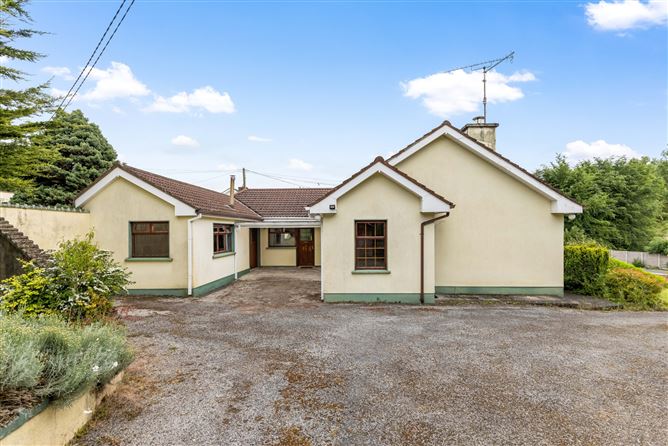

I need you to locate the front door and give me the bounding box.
[249,228,259,268]
[296,228,315,267]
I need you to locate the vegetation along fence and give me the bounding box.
[610,250,667,270]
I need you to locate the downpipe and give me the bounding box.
[420,213,450,304]
[187,214,203,296]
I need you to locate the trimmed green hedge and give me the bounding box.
[564,244,609,295]
[603,268,666,310]
[565,244,668,309]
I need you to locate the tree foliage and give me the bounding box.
[536,155,668,250]
[12,109,118,205]
[0,0,55,192]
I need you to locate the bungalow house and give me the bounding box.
[69,119,581,302]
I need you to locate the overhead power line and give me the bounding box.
[54,0,136,115]
[53,0,127,114]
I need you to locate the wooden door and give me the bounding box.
[296,228,315,267]
[249,228,259,268]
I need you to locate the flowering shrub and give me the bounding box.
[0,233,131,321]
[0,313,133,405]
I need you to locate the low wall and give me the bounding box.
[0,372,123,446]
[0,205,90,251]
[610,250,667,270]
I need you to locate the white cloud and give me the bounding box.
[248,135,272,143]
[171,135,200,148]
[0,55,9,64]
[563,140,642,163]
[217,163,239,171]
[145,86,235,114]
[585,0,668,31]
[402,69,536,117]
[75,62,150,101]
[288,158,313,171]
[42,66,75,80]
[111,106,125,115]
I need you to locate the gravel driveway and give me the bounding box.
[74,268,668,446]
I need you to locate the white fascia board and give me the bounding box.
[388,126,583,214]
[237,219,321,228]
[74,167,197,216]
[309,162,452,215]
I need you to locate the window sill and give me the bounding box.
[125,257,173,262]
[267,246,296,249]
[213,251,235,259]
[351,269,391,274]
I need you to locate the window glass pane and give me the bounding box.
[152,222,169,232]
[269,228,295,247]
[214,224,234,253]
[132,222,150,233]
[133,234,169,257]
[131,222,169,258]
[299,229,313,241]
[354,220,386,269]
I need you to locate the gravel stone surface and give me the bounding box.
[73,268,668,446]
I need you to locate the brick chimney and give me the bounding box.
[461,116,499,151]
[229,175,235,205]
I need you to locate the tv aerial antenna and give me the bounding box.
[440,51,515,123]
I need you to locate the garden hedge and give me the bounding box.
[564,244,609,295]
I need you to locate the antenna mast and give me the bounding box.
[440,51,515,123]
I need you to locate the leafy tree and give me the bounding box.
[0,0,55,192]
[12,110,117,205]
[536,155,667,250]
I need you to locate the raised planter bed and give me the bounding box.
[0,371,124,446]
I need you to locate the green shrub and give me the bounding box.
[603,268,666,310]
[609,257,637,270]
[0,313,133,404]
[646,237,668,255]
[0,264,57,317]
[631,258,646,268]
[0,232,131,321]
[564,244,610,295]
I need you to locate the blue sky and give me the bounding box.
[14,0,668,189]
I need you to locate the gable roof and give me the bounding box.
[235,188,331,218]
[386,121,583,214]
[74,163,262,220]
[308,156,454,214]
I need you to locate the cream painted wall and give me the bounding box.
[396,137,564,288]
[260,228,295,266]
[258,227,321,266]
[191,218,250,288]
[314,227,321,266]
[84,178,189,290]
[321,173,436,294]
[0,206,90,250]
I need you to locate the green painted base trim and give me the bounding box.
[351,269,391,274]
[192,268,251,297]
[0,399,49,439]
[213,251,235,258]
[127,288,188,297]
[435,286,564,297]
[324,293,435,304]
[125,257,173,262]
[237,268,251,278]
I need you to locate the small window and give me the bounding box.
[131,221,169,258]
[269,228,296,247]
[355,221,386,270]
[214,224,234,254]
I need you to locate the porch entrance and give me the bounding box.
[249,228,260,268]
[296,228,315,267]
